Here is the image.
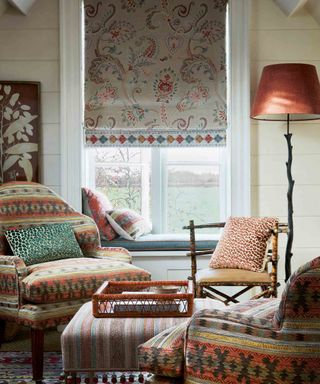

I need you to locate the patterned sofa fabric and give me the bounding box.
[273,256,320,333]
[138,321,187,378]
[137,299,276,378]
[21,257,150,304]
[184,257,320,384]
[0,181,147,324]
[0,181,100,256]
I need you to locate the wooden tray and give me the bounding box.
[92,280,194,318]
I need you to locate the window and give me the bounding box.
[60,1,250,216]
[86,147,226,234]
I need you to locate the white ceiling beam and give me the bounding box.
[306,0,320,24]
[8,0,36,15]
[274,0,308,16]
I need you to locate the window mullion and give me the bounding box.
[140,149,150,222]
[151,148,162,233]
[161,149,168,233]
[151,148,169,233]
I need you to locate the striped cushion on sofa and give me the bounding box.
[21,257,150,304]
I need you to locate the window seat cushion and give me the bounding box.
[101,234,218,252]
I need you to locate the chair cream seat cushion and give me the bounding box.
[21,257,150,304]
[196,268,271,284]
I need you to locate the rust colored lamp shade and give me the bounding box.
[251,63,320,121]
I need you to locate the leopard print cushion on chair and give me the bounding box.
[209,217,278,272]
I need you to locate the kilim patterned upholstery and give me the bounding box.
[0,182,99,256]
[0,182,150,325]
[138,298,279,378]
[22,258,149,304]
[0,182,150,381]
[184,257,320,384]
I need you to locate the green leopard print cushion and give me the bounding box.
[5,223,84,266]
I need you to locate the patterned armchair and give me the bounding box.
[184,256,320,384]
[137,257,320,383]
[0,182,151,383]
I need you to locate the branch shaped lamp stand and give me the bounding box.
[251,63,320,282]
[284,114,294,281]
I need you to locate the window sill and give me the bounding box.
[101,233,219,252]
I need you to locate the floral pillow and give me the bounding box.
[82,187,117,241]
[106,209,151,240]
[209,217,278,272]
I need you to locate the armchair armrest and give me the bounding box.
[183,222,225,230]
[189,308,274,332]
[0,255,28,309]
[188,307,320,344]
[86,246,132,264]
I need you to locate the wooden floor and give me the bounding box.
[0,326,61,352]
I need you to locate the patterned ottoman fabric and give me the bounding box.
[138,298,279,378]
[61,299,223,373]
[21,258,150,304]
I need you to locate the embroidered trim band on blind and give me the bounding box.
[84,0,227,147]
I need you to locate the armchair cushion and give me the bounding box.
[21,257,150,304]
[5,223,84,266]
[209,217,278,272]
[196,268,271,284]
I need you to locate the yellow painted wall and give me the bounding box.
[251,0,320,284]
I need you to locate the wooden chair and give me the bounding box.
[184,220,287,305]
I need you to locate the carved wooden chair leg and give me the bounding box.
[31,328,44,383]
[196,285,203,298]
[0,320,5,346]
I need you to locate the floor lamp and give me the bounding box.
[251,63,320,281]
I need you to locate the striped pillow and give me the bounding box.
[82,188,117,241]
[107,209,151,240]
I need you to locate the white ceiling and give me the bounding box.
[0,0,36,16]
[274,0,320,23]
[0,0,319,24]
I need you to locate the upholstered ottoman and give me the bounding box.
[61,299,224,375]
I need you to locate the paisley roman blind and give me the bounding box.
[84,0,227,147]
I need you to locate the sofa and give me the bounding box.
[138,256,320,383]
[0,181,150,383]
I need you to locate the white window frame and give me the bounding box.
[87,147,224,234]
[60,0,251,217]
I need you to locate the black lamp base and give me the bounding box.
[284,114,294,282]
